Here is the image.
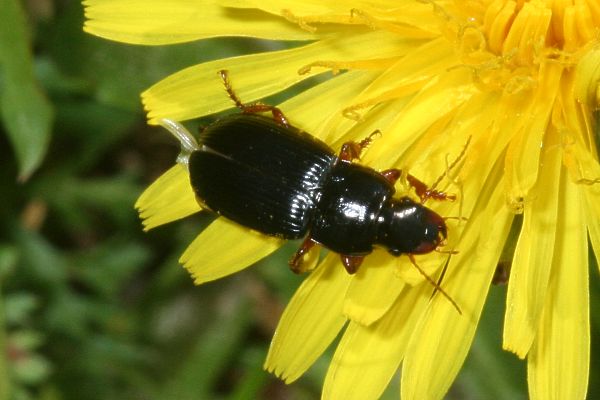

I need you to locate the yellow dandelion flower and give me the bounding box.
[84,1,600,399]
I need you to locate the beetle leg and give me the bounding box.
[379,168,455,203]
[338,129,381,162]
[289,236,317,274]
[218,69,290,127]
[238,102,290,127]
[380,168,401,184]
[340,254,364,274]
[405,174,456,203]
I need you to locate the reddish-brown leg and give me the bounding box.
[289,236,317,274]
[380,168,401,185]
[380,168,455,203]
[338,129,381,162]
[405,174,456,203]
[218,69,290,127]
[341,254,364,274]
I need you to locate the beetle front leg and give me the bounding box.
[406,174,456,202]
[218,70,290,127]
[338,129,381,162]
[288,236,317,273]
[380,168,455,203]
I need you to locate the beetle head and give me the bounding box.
[376,197,447,256]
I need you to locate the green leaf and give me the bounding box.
[0,244,18,282]
[72,238,150,298]
[0,0,53,180]
[0,282,8,400]
[161,292,253,400]
[12,353,52,385]
[4,293,39,325]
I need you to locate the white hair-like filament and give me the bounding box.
[159,119,199,166]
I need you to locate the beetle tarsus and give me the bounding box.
[381,169,455,203]
[218,69,290,127]
[406,174,455,203]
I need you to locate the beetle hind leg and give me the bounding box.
[218,70,290,127]
[289,236,318,274]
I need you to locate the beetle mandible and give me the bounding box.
[160,70,466,311]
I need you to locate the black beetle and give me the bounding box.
[161,70,465,310]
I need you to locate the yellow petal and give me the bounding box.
[265,253,351,382]
[83,0,315,44]
[402,164,513,400]
[342,250,404,326]
[142,29,418,123]
[181,218,282,284]
[573,45,600,149]
[221,0,439,36]
[504,62,563,202]
[562,46,600,185]
[583,186,600,272]
[384,90,492,182]
[394,252,450,287]
[338,37,458,125]
[221,0,349,15]
[278,70,378,140]
[528,174,590,400]
[364,67,478,169]
[503,128,562,358]
[135,164,201,230]
[324,286,428,400]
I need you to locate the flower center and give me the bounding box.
[445,0,600,91]
[484,0,598,53]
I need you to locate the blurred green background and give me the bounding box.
[0,1,598,399]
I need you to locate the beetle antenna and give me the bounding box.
[429,135,471,193]
[408,255,462,314]
[159,119,200,166]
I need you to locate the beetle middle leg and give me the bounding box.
[289,236,318,273]
[218,70,290,127]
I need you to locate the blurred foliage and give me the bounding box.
[0,0,597,399]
